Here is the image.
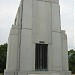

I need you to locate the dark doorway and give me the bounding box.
[35,44,48,71]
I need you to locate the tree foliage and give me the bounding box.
[68,49,75,74]
[0,43,7,73]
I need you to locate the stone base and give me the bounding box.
[4,70,71,75]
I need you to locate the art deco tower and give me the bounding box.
[4,0,71,75]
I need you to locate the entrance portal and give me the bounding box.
[35,44,48,71]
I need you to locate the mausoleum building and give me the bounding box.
[4,0,71,75]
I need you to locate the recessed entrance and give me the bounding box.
[35,44,48,71]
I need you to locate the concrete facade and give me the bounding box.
[4,0,71,75]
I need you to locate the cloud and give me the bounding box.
[60,0,74,50]
[0,0,21,44]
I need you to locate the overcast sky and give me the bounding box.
[0,0,74,50]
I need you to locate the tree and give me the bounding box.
[68,49,75,74]
[0,43,7,73]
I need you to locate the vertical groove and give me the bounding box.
[17,0,24,72]
[50,2,53,70]
[19,0,24,70]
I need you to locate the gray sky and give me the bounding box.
[0,0,74,50]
